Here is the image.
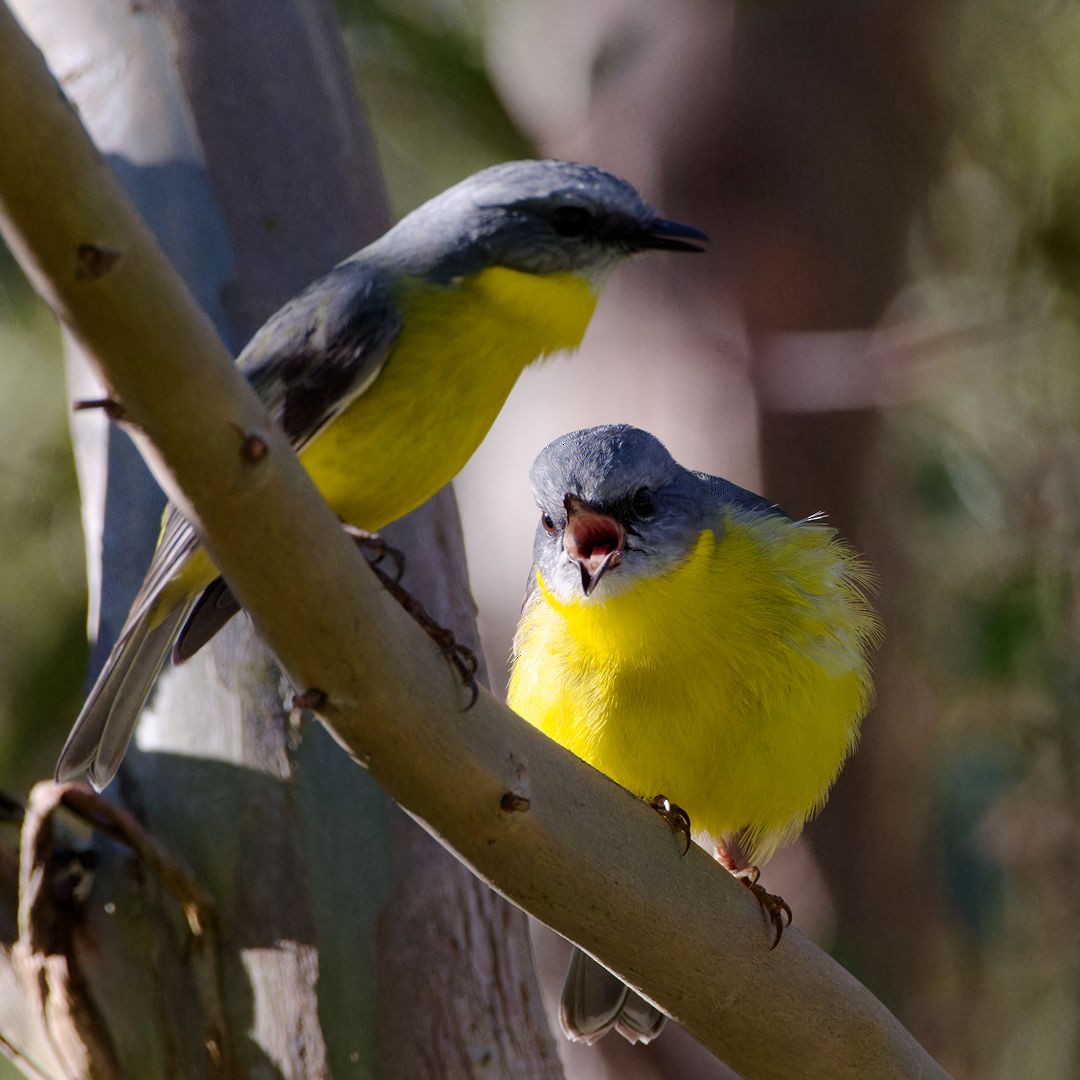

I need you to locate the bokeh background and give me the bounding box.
[3,1,1080,1076]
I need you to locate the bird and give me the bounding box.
[506,424,880,1045]
[56,161,706,791]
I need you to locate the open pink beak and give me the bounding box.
[563,495,625,596]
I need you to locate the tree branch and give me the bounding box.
[0,6,950,1077]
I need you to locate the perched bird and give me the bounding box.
[507,424,880,1044]
[57,162,705,791]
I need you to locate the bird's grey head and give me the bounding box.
[529,424,713,600]
[375,160,706,286]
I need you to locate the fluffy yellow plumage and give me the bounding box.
[510,512,879,865]
[506,423,881,1044]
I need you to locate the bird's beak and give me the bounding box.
[563,494,626,596]
[640,217,708,253]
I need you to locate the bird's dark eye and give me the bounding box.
[541,512,558,534]
[631,487,657,519]
[550,205,593,238]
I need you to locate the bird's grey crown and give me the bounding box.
[364,160,666,282]
[531,424,682,511]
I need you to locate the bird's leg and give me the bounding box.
[343,524,406,583]
[364,557,480,707]
[646,795,692,855]
[716,838,792,949]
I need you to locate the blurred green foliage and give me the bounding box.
[0,246,85,792]
[882,1,1080,1072]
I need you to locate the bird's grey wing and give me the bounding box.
[142,259,402,636]
[239,257,403,451]
[173,259,402,662]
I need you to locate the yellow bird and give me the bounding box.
[57,162,705,791]
[507,424,881,1044]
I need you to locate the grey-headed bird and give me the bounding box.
[508,424,880,1043]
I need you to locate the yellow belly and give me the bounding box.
[507,516,880,863]
[300,266,598,531]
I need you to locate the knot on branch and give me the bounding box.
[74,242,121,279]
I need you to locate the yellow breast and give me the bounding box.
[299,266,598,531]
[507,515,880,862]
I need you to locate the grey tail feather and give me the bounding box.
[559,947,667,1046]
[56,599,195,791]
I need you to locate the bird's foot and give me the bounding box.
[344,525,406,583]
[730,866,792,950]
[646,795,692,855]
[367,560,479,707]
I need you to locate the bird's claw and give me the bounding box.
[647,795,692,855]
[732,867,792,949]
[420,623,480,708]
[344,525,406,584]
